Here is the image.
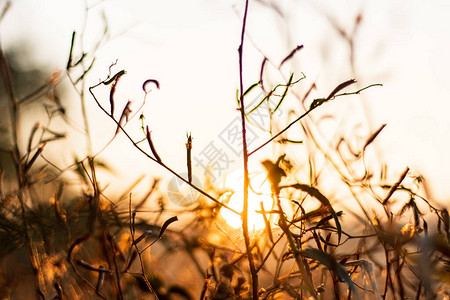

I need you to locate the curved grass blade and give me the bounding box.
[286,184,342,243]
[247,74,305,115]
[156,216,178,243]
[363,123,386,151]
[243,82,260,98]
[27,122,40,153]
[66,31,75,69]
[277,138,303,144]
[246,89,273,115]
[260,57,267,92]
[273,73,294,113]
[141,216,178,253]
[279,44,304,68]
[382,167,409,205]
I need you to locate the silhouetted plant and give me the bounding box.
[0,1,448,299]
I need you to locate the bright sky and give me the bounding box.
[1,0,450,205]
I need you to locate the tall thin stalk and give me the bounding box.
[237,0,259,299]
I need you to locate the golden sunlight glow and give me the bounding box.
[219,169,275,230]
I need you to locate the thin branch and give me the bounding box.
[248,83,382,156]
[237,0,259,299]
[88,84,239,216]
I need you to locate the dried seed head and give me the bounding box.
[186,132,192,149]
[142,79,160,93]
[146,126,162,163]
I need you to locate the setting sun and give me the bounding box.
[219,169,275,230]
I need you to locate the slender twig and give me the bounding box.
[128,196,160,299]
[250,107,312,156]
[88,84,239,216]
[249,83,381,156]
[237,1,259,299]
[78,5,93,155]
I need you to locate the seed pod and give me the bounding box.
[96,265,106,292]
[23,142,46,175]
[279,45,304,68]
[132,229,153,245]
[142,79,160,93]
[146,126,162,163]
[186,132,192,183]
[141,216,178,253]
[260,57,268,92]
[27,122,40,153]
[106,70,126,116]
[363,124,386,151]
[115,101,132,134]
[103,70,126,85]
[326,79,356,101]
[382,167,409,205]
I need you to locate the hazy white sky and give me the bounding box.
[1,0,450,204]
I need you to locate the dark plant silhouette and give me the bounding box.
[0,1,448,299]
